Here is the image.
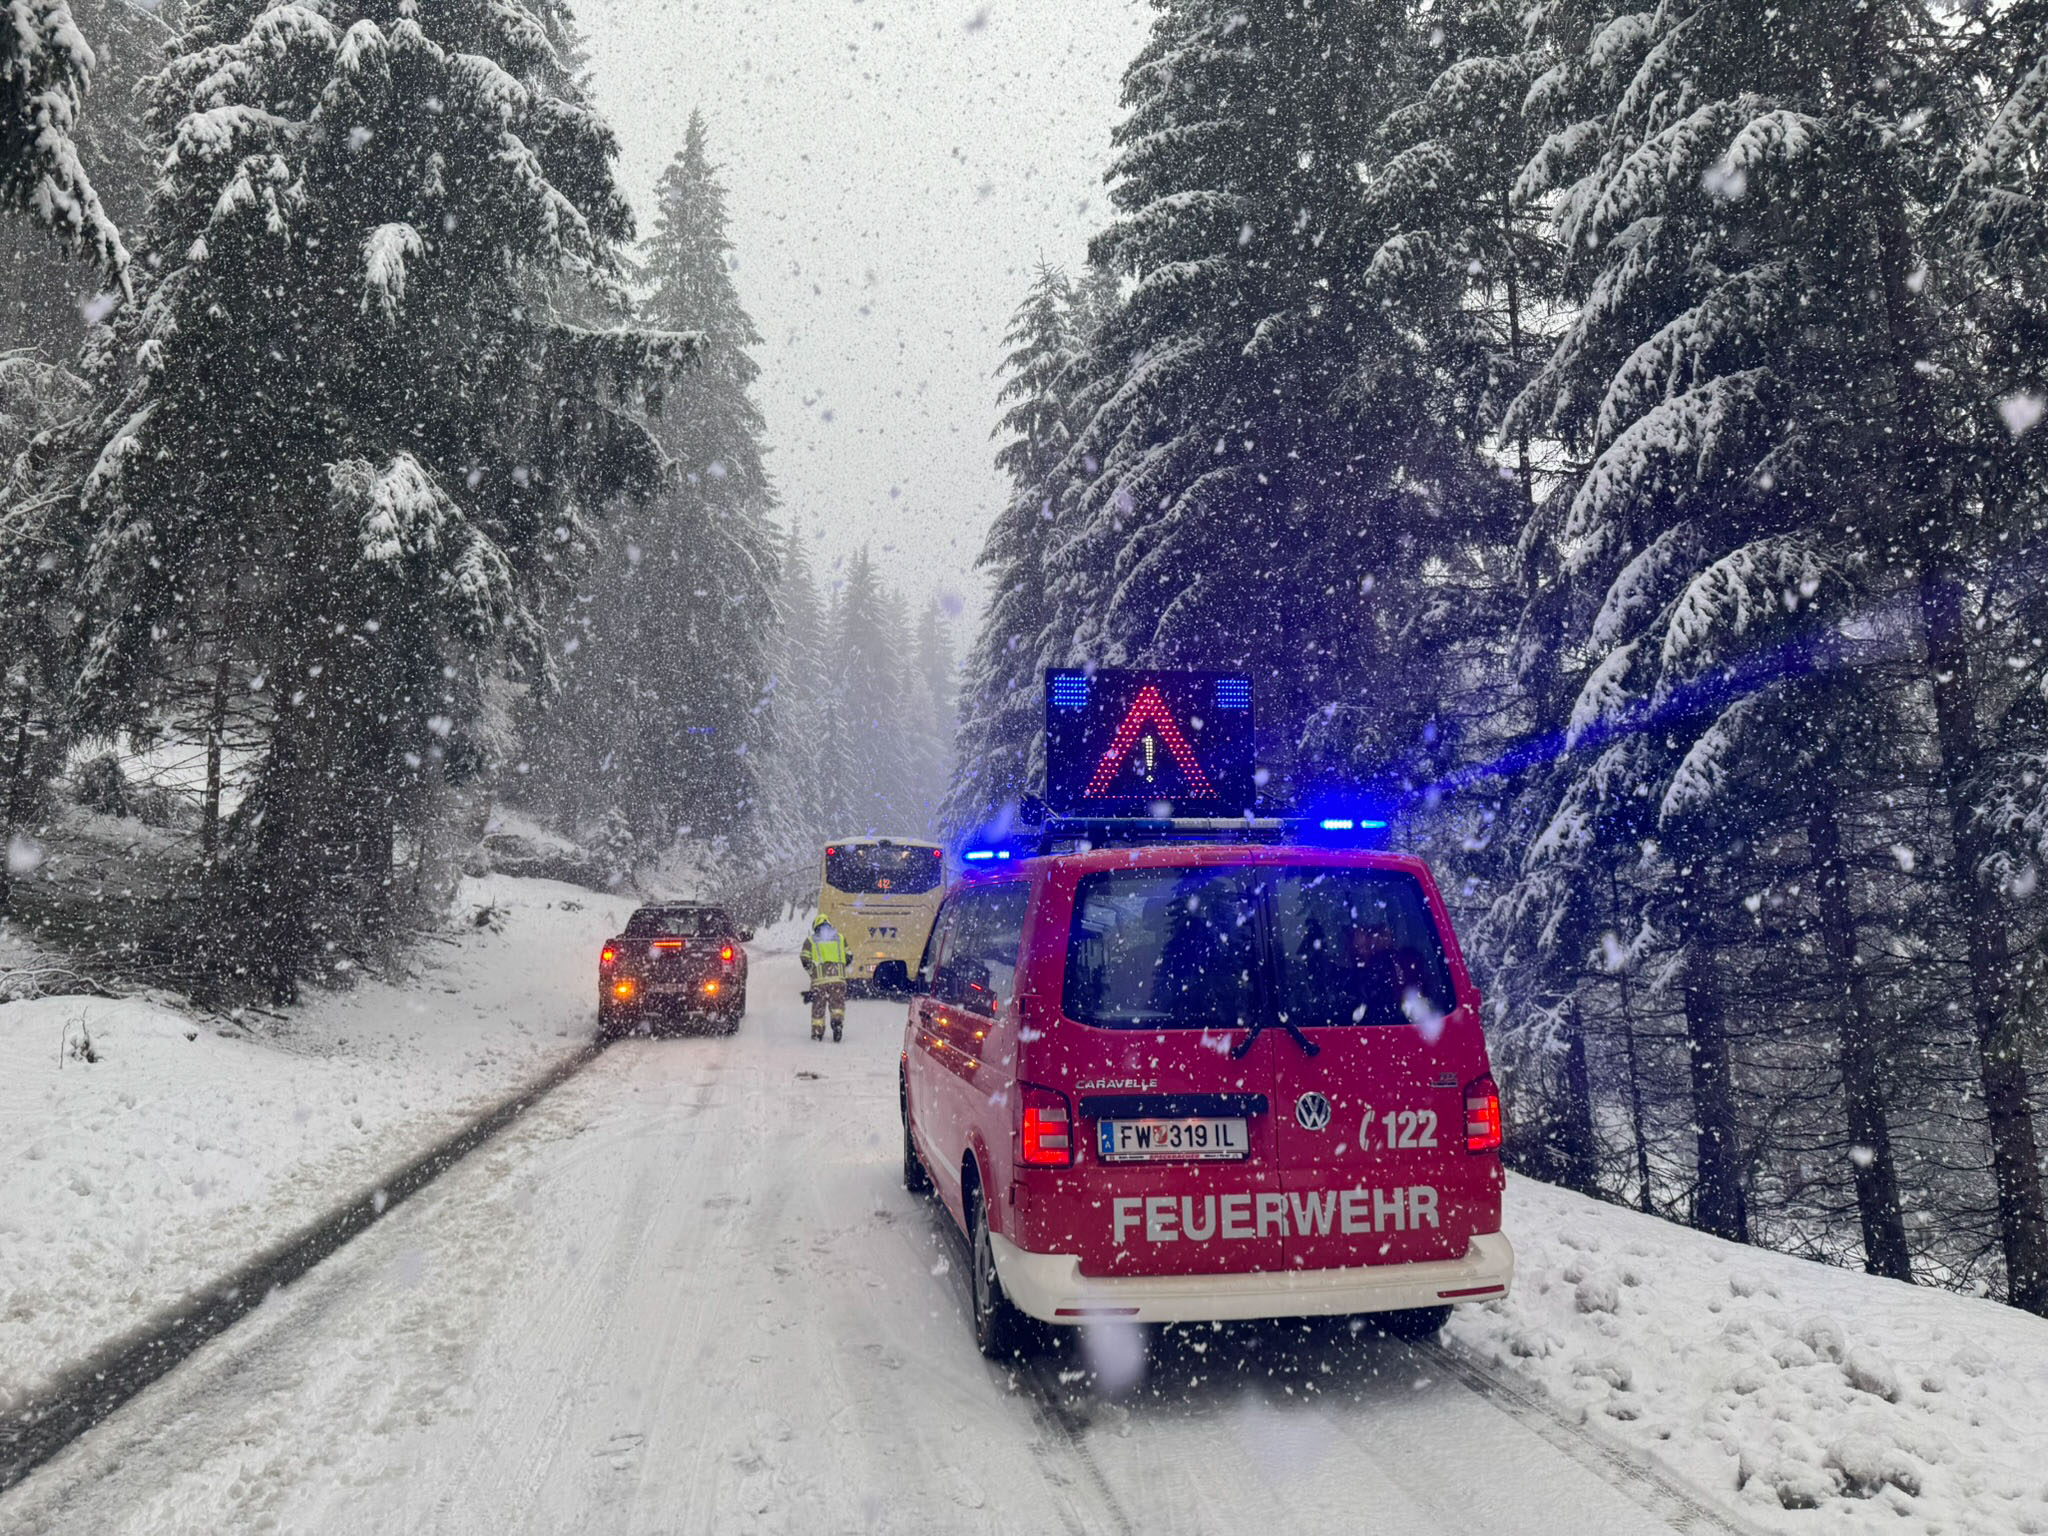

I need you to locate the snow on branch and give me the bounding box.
[361,221,422,321]
[1657,532,1837,680]
[2,0,128,275]
[1559,370,1767,573]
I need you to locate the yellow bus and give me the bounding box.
[816,837,947,992]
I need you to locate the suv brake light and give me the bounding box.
[1020,1082,1072,1167]
[1465,1075,1502,1153]
[600,945,616,967]
[651,938,685,953]
[720,944,735,964]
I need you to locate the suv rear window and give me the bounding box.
[625,907,733,937]
[825,844,943,895]
[1062,866,1453,1030]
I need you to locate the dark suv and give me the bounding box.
[599,903,751,1038]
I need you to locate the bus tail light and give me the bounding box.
[1465,1075,1502,1153]
[1020,1082,1073,1167]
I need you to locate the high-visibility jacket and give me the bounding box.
[803,924,846,976]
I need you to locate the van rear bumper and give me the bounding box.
[989,1230,1514,1326]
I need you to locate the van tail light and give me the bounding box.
[1465,1075,1503,1154]
[601,946,616,967]
[1020,1082,1073,1167]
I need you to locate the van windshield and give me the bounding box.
[825,844,943,895]
[1063,865,1454,1030]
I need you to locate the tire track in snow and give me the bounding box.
[1422,1339,1757,1536]
[0,1039,605,1494]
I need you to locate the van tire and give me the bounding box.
[1371,1305,1451,1341]
[902,1099,932,1194]
[968,1181,1034,1361]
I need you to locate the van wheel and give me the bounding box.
[969,1182,1034,1361]
[1371,1305,1451,1341]
[902,1102,931,1195]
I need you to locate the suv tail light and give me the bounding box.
[612,978,637,1001]
[720,944,735,964]
[601,945,616,968]
[1465,1075,1503,1154]
[1020,1082,1073,1167]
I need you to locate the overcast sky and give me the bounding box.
[575,0,1153,620]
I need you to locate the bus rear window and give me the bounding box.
[825,844,943,895]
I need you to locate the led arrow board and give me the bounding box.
[1043,669,1255,816]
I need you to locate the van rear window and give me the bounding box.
[1063,866,1454,1030]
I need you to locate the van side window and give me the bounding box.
[1272,869,1455,1026]
[936,884,1029,1017]
[918,899,958,996]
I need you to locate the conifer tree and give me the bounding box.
[533,110,778,866]
[73,0,690,997]
[946,263,1080,834]
[1042,0,1469,790]
[1496,0,2042,1288]
[2,0,126,272]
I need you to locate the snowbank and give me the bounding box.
[1460,1175,2048,1532]
[0,875,636,1410]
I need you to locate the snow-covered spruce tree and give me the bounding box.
[756,516,829,863]
[74,0,692,999]
[1,0,127,271]
[828,547,920,836]
[530,110,778,869]
[1499,0,2040,1288]
[1043,0,1479,790]
[945,262,1080,837]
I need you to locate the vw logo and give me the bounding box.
[1295,1092,1333,1132]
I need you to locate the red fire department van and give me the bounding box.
[900,670,1513,1357]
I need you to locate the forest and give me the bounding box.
[0,1,949,984]
[945,0,2048,1313]
[5,0,2048,1313]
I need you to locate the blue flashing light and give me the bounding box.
[1049,675,1091,710]
[1215,677,1251,710]
[1319,818,1354,831]
[963,849,1013,862]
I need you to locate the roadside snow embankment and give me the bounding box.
[1461,1175,2048,1532]
[0,876,634,1411]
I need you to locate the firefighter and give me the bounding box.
[801,915,847,1042]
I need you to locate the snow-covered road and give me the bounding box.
[3,952,1700,1534]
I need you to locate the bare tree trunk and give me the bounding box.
[201,647,231,868]
[1808,794,1913,1281]
[1556,994,1600,1196]
[0,692,32,912]
[1610,871,1655,1213]
[1679,919,1746,1242]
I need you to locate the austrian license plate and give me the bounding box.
[1098,1117,1248,1162]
